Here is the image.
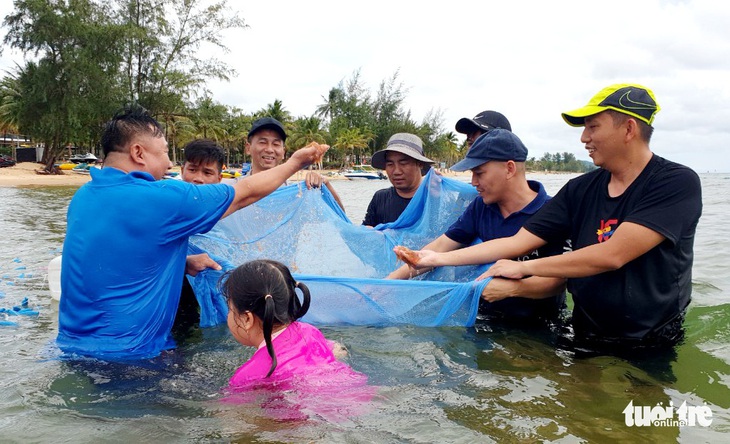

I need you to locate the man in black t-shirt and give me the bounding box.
[404,84,702,350]
[362,133,435,226]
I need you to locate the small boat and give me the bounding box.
[70,163,98,174]
[343,165,386,180]
[221,170,242,179]
[69,153,98,164]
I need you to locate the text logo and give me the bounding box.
[623,400,713,427]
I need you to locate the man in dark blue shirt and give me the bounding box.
[389,129,566,322]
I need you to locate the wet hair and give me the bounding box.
[605,110,654,143]
[220,260,311,377]
[101,106,164,156]
[183,139,226,172]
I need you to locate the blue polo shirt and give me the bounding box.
[445,180,566,321]
[57,167,235,360]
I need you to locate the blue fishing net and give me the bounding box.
[189,170,491,328]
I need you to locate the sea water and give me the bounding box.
[0,173,728,442]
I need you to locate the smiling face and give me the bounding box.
[581,112,625,168]
[181,160,222,184]
[246,128,285,174]
[384,151,423,197]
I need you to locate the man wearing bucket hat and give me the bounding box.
[362,133,435,226]
[388,129,567,323]
[455,110,512,147]
[404,83,702,351]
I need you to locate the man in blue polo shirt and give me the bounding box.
[57,108,324,360]
[388,129,566,323]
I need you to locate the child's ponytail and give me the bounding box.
[262,294,278,378]
[293,282,311,320]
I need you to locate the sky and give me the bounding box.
[1,0,729,172]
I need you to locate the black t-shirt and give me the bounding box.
[362,187,411,226]
[524,155,702,342]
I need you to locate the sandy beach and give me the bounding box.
[0,162,470,187]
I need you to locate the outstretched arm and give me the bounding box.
[223,143,327,218]
[388,234,464,279]
[485,222,665,279]
[410,228,546,269]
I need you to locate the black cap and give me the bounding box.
[249,117,287,141]
[455,110,512,134]
[450,129,527,171]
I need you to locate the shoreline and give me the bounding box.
[0,162,475,188]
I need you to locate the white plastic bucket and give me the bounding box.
[48,255,62,301]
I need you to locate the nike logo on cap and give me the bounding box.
[618,91,655,110]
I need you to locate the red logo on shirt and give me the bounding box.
[596,219,618,243]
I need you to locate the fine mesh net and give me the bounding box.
[189,169,491,327]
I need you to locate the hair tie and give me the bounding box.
[264,294,273,300]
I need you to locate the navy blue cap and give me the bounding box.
[450,129,528,171]
[249,117,287,141]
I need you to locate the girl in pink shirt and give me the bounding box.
[221,260,368,389]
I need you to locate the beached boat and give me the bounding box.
[221,170,242,179]
[343,165,385,180]
[70,163,98,174]
[69,153,98,164]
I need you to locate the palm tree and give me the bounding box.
[288,116,328,149]
[161,112,194,165]
[333,127,372,168]
[190,96,228,141]
[262,99,291,125]
[316,87,344,121]
[221,110,252,165]
[0,71,21,136]
[0,72,22,160]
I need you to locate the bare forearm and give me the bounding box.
[224,160,299,217]
[509,276,566,299]
[325,182,345,211]
[388,235,461,280]
[521,245,623,278]
[437,232,539,267]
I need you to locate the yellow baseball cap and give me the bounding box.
[562,83,661,127]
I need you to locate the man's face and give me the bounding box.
[181,160,222,184]
[581,112,624,168]
[246,129,285,173]
[470,160,509,205]
[140,132,172,180]
[466,129,485,148]
[384,151,423,195]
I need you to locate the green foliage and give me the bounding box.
[0,2,489,171]
[116,0,247,114]
[526,152,597,173]
[2,0,126,166]
[0,0,245,170]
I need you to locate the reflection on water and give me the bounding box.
[0,175,729,442]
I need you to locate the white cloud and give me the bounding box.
[1,0,729,171]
